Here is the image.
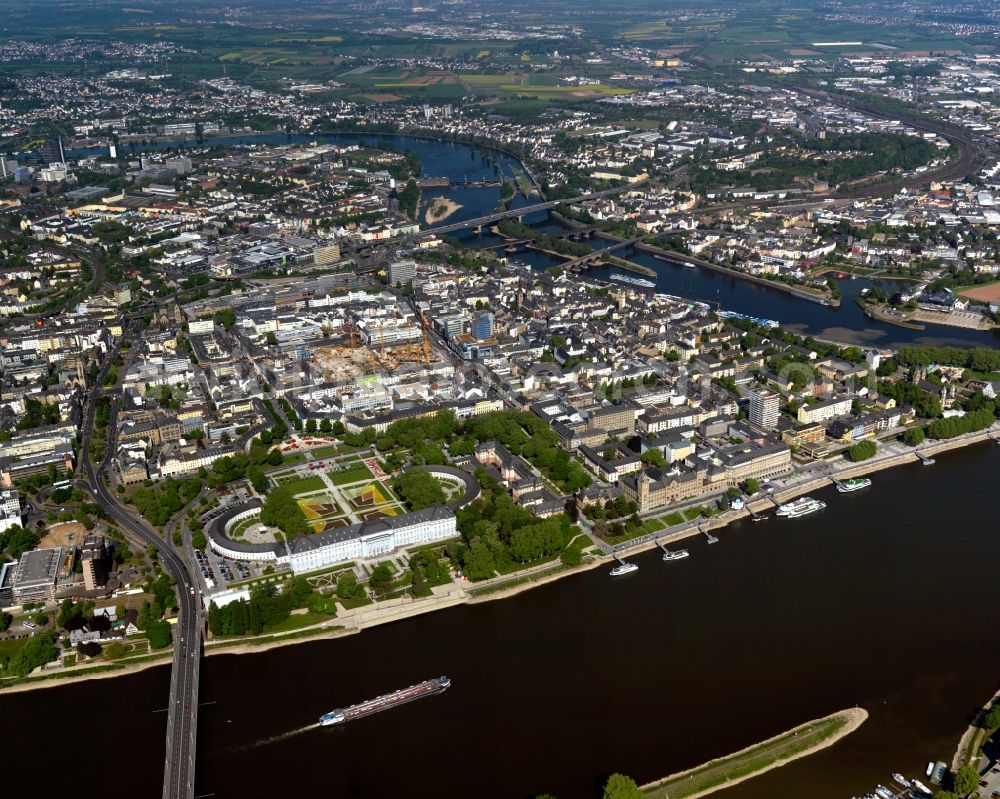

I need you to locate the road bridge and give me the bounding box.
[79,321,200,799]
[422,183,638,237]
[543,235,646,272]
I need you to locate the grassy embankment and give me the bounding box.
[642,707,868,799]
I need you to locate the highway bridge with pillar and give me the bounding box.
[420,183,638,237]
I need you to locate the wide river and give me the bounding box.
[2,442,998,798]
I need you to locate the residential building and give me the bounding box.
[747,388,780,430]
[797,395,853,425]
[388,259,417,287]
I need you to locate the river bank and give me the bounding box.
[5,427,995,697]
[0,651,173,695]
[854,295,926,330]
[4,446,999,798]
[642,707,869,799]
[952,686,1000,770]
[593,425,999,565]
[632,241,839,307]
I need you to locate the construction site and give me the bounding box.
[310,315,437,384]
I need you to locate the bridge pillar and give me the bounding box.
[474,225,482,235]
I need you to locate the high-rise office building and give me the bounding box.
[39,138,65,165]
[166,156,193,175]
[472,311,494,341]
[80,535,107,591]
[748,388,780,430]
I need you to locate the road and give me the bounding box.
[78,320,200,799]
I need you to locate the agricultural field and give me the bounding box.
[675,11,976,62]
[460,73,632,100]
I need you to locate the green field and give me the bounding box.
[328,462,375,485]
[309,445,339,459]
[276,474,327,494]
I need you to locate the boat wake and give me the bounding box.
[233,722,320,751]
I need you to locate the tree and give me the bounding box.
[7,633,58,676]
[0,525,40,560]
[104,642,127,659]
[305,419,317,434]
[397,179,420,219]
[603,774,642,799]
[392,470,447,511]
[369,562,394,600]
[260,485,310,539]
[191,530,207,550]
[78,641,103,658]
[214,308,236,330]
[952,764,979,796]
[640,449,666,467]
[984,702,1000,730]
[847,439,877,462]
[57,598,86,629]
[319,418,333,434]
[336,571,361,599]
[248,465,268,493]
[267,448,284,467]
[902,427,925,447]
[743,478,760,495]
[464,539,495,581]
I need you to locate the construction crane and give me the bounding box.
[344,317,357,348]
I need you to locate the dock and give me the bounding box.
[850,776,933,799]
[655,539,671,555]
[915,452,935,466]
[698,525,719,544]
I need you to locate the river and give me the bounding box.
[585,248,1000,350]
[2,442,998,799]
